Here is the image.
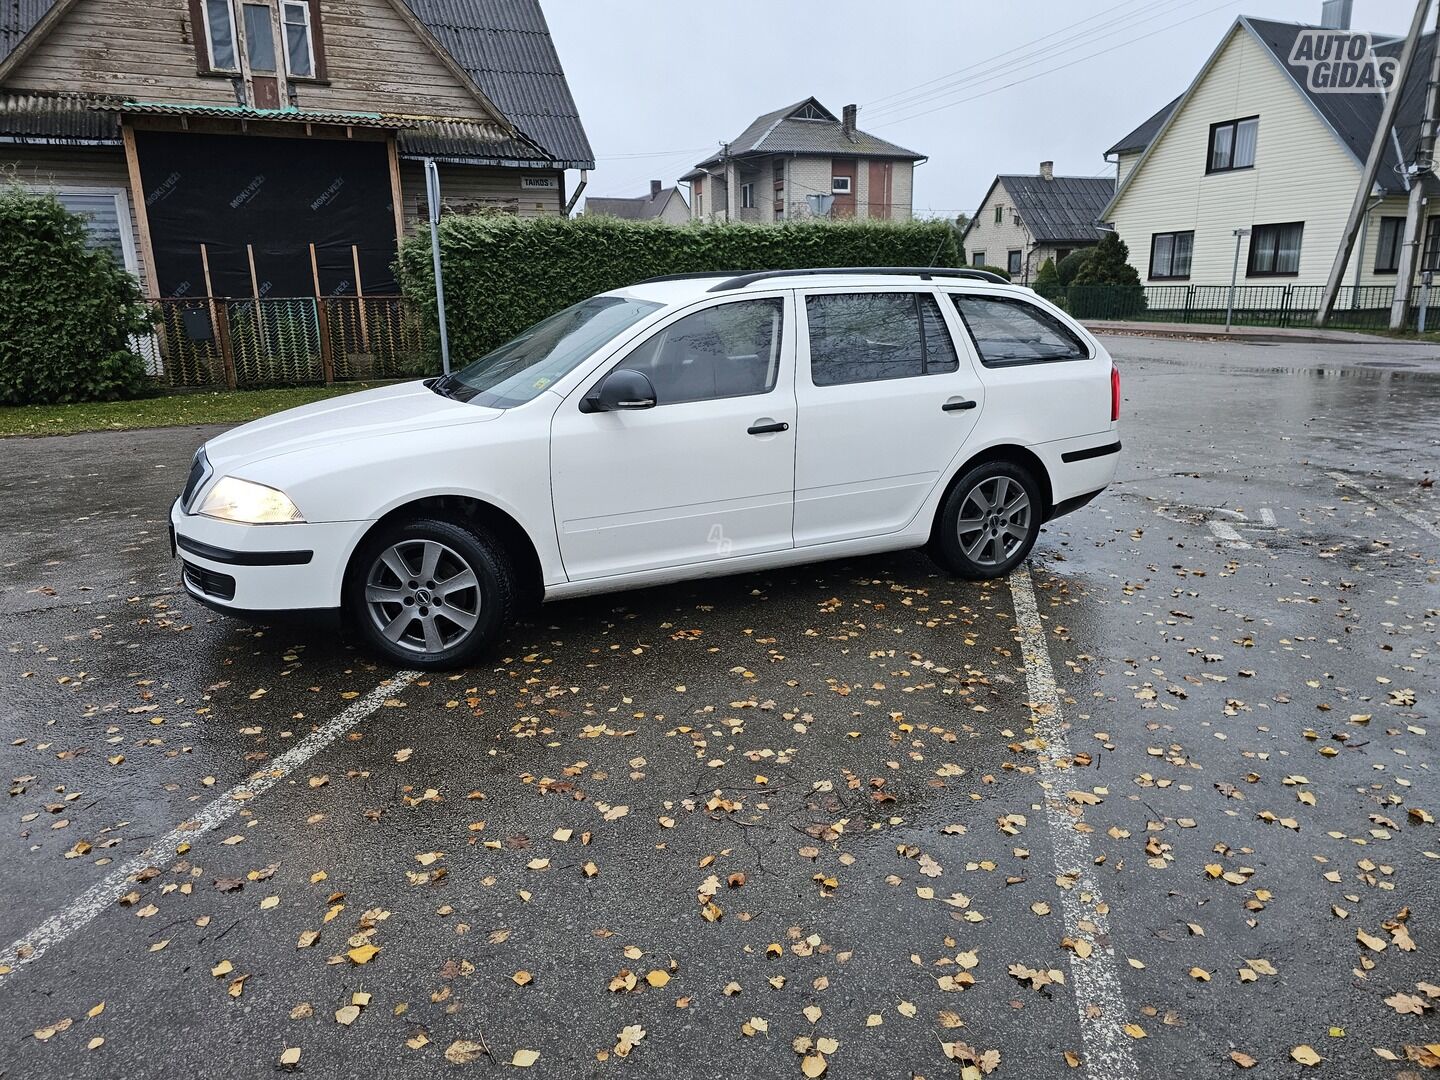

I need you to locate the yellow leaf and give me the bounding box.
[511,1048,540,1067]
[802,1053,828,1077]
[443,1040,486,1065]
[87,1001,105,1019]
[512,970,533,986]
[1291,1045,1322,1066]
[87,1037,104,1051]
[260,895,279,910]
[335,1005,360,1026]
[210,960,233,978]
[645,969,670,988]
[279,1048,301,1067]
[347,944,380,965]
[1123,1023,1147,1039]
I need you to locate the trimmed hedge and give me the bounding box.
[397,215,961,362]
[0,181,153,404]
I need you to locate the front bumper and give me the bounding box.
[169,499,366,612]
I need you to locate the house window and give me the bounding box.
[1247,221,1304,276]
[1422,217,1440,272]
[994,204,1003,225]
[201,0,240,71]
[1208,116,1259,173]
[281,0,314,77]
[1149,230,1194,280]
[50,190,138,275]
[242,2,277,72]
[740,183,755,209]
[1375,216,1405,273]
[1007,250,1022,277]
[971,250,985,267]
[832,176,851,194]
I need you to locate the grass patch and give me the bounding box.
[0,383,395,438]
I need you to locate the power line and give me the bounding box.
[862,0,1180,120]
[864,0,1216,124]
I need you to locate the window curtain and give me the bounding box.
[1233,119,1259,168]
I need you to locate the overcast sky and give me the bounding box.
[548,0,1419,219]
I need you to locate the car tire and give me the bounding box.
[346,516,515,670]
[930,461,1042,580]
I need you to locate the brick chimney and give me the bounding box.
[842,103,857,141]
[1040,160,1054,181]
[650,179,663,198]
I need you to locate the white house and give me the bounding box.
[961,162,1114,284]
[1102,12,1434,298]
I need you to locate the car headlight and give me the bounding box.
[197,477,304,524]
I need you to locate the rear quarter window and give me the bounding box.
[951,294,1091,366]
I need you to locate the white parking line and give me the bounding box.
[0,671,420,984]
[1010,567,1139,1079]
[1326,471,1440,541]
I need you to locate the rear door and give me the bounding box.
[792,287,985,546]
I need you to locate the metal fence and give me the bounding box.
[1057,283,1412,331]
[149,296,430,390]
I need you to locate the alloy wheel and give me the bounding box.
[955,474,1032,568]
[364,539,482,655]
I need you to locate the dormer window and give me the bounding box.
[193,0,325,80]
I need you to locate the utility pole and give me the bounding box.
[1391,0,1440,329]
[1317,0,1431,326]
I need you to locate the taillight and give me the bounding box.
[1110,364,1121,422]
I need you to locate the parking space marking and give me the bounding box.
[1326,470,1440,541]
[1010,567,1139,1079]
[0,671,420,984]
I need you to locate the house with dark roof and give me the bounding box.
[679,97,925,223]
[1100,12,1434,289]
[959,162,1114,284]
[584,180,689,224]
[0,0,593,298]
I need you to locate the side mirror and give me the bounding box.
[581,368,657,413]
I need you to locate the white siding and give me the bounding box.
[1109,24,1391,287]
[962,179,1034,279]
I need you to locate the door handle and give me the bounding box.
[942,399,977,412]
[747,421,789,435]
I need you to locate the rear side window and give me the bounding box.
[952,295,1089,365]
[806,293,958,386]
[618,297,783,406]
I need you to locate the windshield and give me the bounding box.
[433,296,662,408]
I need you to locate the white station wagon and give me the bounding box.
[171,268,1120,668]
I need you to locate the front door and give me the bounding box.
[793,288,985,546]
[550,294,797,581]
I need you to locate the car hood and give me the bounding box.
[204,381,500,473]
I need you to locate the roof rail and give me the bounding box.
[706,266,1009,292]
[632,271,741,286]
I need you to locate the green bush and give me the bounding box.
[1056,248,1091,287]
[1033,257,1061,302]
[968,263,1011,282]
[397,215,961,362]
[1067,232,1146,318]
[0,180,153,404]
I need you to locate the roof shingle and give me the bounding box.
[996,174,1115,244]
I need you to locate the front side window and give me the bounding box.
[971,250,985,267]
[1149,230,1194,279]
[282,0,314,77]
[1375,216,1404,273]
[438,296,662,408]
[1247,221,1303,276]
[806,293,957,387]
[952,294,1089,366]
[1007,250,1022,277]
[1208,116,1259,172]
[740,183,754,209]
[203,0,240,71]
[832,176,851,194]
[617,298,783,406]
[242,2,277,72]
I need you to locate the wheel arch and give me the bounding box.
[929,443,1054,543]
[343,495,544,612]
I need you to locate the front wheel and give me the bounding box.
[930,461,1042,580]
[346,517,515,669]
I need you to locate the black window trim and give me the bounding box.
[948,292,1093,368]
[1148,229,1194,281]
[803,288,960,388]
[1245,220,1304,278]
[1374,215,1405,274]
[1206,115,1258,174]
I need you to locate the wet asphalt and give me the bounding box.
[0,334,1436,1080]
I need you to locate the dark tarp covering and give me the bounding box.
[135,130,399,298]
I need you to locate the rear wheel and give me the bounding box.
[347,517,515,669]
[931,461,1042,580]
